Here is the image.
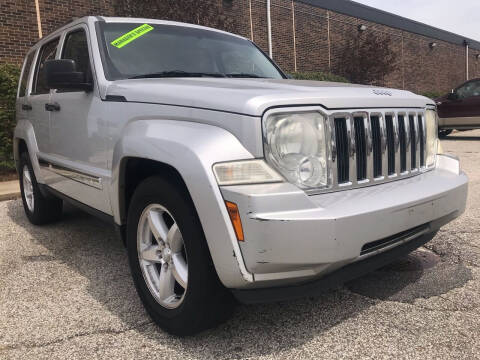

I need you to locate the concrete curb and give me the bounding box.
[0,180,20,202]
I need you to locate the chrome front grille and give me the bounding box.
[324,109,429,193]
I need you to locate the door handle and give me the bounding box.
[45,103,61,112]
[22,104,32,111]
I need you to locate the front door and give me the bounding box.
[47,26,111,214]
[456,80,480,121]
[438,80,480,128]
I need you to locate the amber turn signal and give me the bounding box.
[225,201,244,241]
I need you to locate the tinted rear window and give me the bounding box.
[18,52,35,97]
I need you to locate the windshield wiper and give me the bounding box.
[226,73,267,78]
[128,71,269,79]
[129,70,226,79]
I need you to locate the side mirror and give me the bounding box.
[45,59,92,91]
[447,90,458,100]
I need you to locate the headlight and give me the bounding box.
[263,111,329,189]
[425,109,439,167]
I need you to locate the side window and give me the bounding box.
[33,38,60,95]
[470,81,480,97]
[62,29,91,79]
[456,81,480,99]
[18,52,35,97]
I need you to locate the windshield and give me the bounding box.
[97,22,285,80]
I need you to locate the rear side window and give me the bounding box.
[18,52,35,97]
[62,29,91,79]
[33,38,60,95]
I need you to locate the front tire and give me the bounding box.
[19,152,63,225]
[438,129,453,138]
[126,176,233,336]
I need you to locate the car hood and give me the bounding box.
[106,78,433,116]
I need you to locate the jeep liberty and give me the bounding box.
[14,17,468,335]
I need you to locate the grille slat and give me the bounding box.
[354,117,367,181]
[409,115,417,169]
[329,110,427,191]
[418,115,425,167]
[385,115,395,175]
[398,115,407,173]
[370,116,382,178]
[334,118,349,184]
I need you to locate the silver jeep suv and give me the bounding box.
[14,17,468,335]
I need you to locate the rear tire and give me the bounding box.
[126,176,233,336]
[19,152,63,225]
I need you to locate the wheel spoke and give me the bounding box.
[158,263,175,301]
[167,223,183,252]
[148,210,169,243]
[171,253,188,289]
[23,166,34,212]
[24,170,31,185]
[140,245,162,263]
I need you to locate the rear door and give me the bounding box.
[27,38,60,155]
[16,50,36,134]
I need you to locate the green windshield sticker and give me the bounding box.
[110,24,154,48]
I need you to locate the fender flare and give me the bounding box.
[13,120,42,178]
[111,120,255,287]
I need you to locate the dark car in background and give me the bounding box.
[436,78,480,137]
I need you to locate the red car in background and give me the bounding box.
[436,78,480,137]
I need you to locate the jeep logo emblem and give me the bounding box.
[372,89,393,96]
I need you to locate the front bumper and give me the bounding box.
[232,229,438,304]
[221,154,468,289]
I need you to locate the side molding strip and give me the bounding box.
[39,158,103,190]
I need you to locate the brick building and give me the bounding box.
[1,0,479,94]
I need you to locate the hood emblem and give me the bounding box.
[372,89,393,96]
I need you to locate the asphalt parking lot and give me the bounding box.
[1,130,479,359]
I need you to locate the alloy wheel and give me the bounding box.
[137,204,188,309]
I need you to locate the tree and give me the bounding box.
[337,30,398,85]
[0,64,20,170]
[114,0,236,33]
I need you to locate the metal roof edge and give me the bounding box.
[298,0,480,51]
